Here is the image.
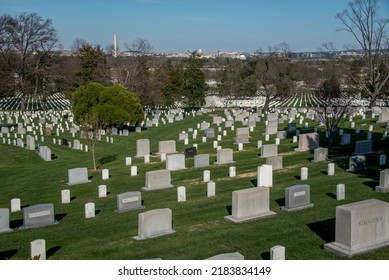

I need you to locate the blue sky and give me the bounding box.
[1,0,388,53]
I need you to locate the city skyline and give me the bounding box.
[1,0,388,53]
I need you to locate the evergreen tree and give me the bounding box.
[183,51,207,107]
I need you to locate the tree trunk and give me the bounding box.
[263,96,271,112]
[91,145,97,171]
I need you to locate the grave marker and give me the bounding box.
[281,184,313,212]
[133,208,175,240]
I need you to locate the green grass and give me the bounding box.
[1,110,389,260]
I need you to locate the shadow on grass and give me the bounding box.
[0,249,18,260]
[47,246,61,259]
[226,205,232,215]
[363,180,378,191]
[260,251,270,260]
[55,213,67,222]
[307,218,335,244]
[275,198,285,207]
[10,219,23,229]
[98,154,117,168]
[326,192,337,200]
[250,179,257,187]
[70,196,76,201]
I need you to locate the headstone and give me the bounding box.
[136,139,150,158]
[261,144,278,158]
[229,166,236,177]
[204,128,215,138]
[125,157,132,166]
[0,208,13,234]
[355,140,373,155]
[61,189,70,204]
[300,167,308,180]
[266,156,283,171]
[324,199,389,257]
[144,155,150,164]
[143,169,173,191]
[337,184,345,200]
[234,127,250,144]
[98,185,107,198]
[166,153,186,171]
[281,184,313,212]
[378,107,389,123]
[30,239,46,260]
[270,245,285,260]
[203,170,211,182]
[133,208,175,240]
[116,191,144,212]
[380,154,386,166]
[347,155,366,172]
[73,139,80,150]
[102,169,109,180]
[130,166,138,176]
[20,203,58,229]
[294,132,319,152]
[257,164,273,187]
[85,202,95,219]
[375,169,389,193]
[158,140,176,154]
[312,147,328,162]
[206,252,244,260]
[11,198,21,212]
[340,134,351,145]
[215,148,234,165]
[194,154,210,168]
[265,120,278,135]
[207,181,216,197]
[26,135,35,150]
[67,167,91,185]
[184,146,197,158]
[224,187,276,223]
[328,163,335,176]
[177,186,186,202]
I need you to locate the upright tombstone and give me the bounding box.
[265,120,278,135]
[125,157,132,166]
[328,163,335,176]
[158,140,176,155]
[266,156,283,171]
[136,139,150,158]
[85,202,95,219]
[72,139,80,150]
[143,169,173,191]
[177,186,186,202]
[184,146,197,158]
[26,135,35,150]
[166,153,186,171]
[324,199,389,257]
[116,191,144,212]
[194,154,210,168]
[224,187,276,223]
[354,140,373,155]
[11,198,21,213]
[229,166,236,177]
[257,164,273,187]
[30,239,46,260]
[215,148,234,165]
[347,155,366,172]
[0,208,13,234]
[234,127,250,144]
[102,169,109,180]
[312,147,328,162]
[61,189,70,204]
[204,128,215,138]
[294,132,319,152]
[281,184,314,212]
[207,181,216,197]
[133,208,175,240]
[130,166,138,176]
[375,169,389,193]
[20,203,58,229]
[337,184,345,200]
[98,185,107,198]
[340,134,351,145]
[270,245,285,260]
[67,167,91,185]
[300,167,308,180]
[261,144,278,158]
[378,107,389,123]
[203,170,211,182]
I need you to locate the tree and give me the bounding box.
[315,74,354,154]
[183,51,207,107]
[336,0,389,107]
[74,43,108,86]
[71,82,105,123]
[0,12,59,108]
[162,61,184,107]
[79,111,102,171]
[254,43,295,111]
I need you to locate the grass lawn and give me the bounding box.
[1,109,389,260]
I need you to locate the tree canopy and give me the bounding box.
[183,51,207,107]
[72,82,144,128]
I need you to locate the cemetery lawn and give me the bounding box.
[1,110,389,260]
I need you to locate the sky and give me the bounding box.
[1,0,388,53]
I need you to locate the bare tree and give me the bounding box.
[70,38,87,53]
[336,0,389,107]
[0,12,59,110]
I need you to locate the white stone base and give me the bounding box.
[224,211,276,224]
[115,205,145,213]
[142,185,174,192]
[324,239,389,258]
[281,203,314,212]
[214,161,235,165]
[66,180,91,186]
[0,228,13,234]
[133,230,176,240]
[375,186,389,193]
